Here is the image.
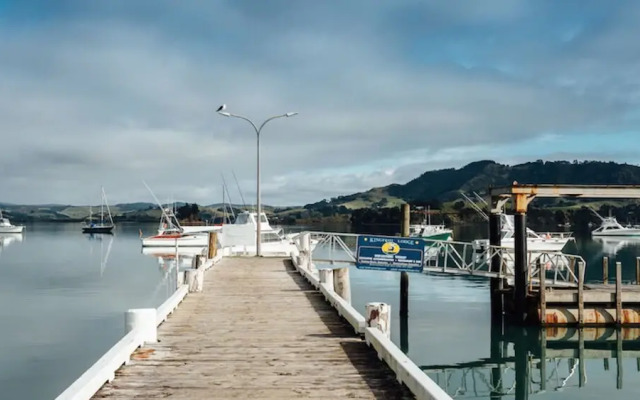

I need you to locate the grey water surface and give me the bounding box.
[2,222,640,399]
[0,222,177,399]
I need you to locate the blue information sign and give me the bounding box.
[356,235,424,273]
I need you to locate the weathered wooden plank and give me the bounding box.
[93,258,414,399]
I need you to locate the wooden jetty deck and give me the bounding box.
[94,257,413,399]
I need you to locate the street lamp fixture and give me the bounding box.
[216,105,298,256]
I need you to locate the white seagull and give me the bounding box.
[216,104,226,112]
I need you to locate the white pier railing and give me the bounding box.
[55,253,222,400]
[290,236,453,400]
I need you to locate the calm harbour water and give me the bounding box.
[1,222,640,399]
[0,222,179,399]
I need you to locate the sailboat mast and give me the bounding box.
[101,187,104,224]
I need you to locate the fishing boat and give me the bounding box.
[409,206,453,241]
[0,210,24,233]
[141,207,210,247]
[460,192,573,252]
[82,187,115,234]
[590,208,640,237]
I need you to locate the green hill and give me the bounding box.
[305,160,640,210]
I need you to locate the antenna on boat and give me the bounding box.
[220,174,236,222]
[588,206,605,221]
[142,180,179,229]
[232,170,248,211]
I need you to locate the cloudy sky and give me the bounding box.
[1,1,639,207]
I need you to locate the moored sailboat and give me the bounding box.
[82,187,115,234]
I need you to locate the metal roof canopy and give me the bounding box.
[490,184,640,213]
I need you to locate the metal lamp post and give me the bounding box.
[217,105,298,256]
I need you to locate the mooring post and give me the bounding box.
[539,259,546,325]
[578,262,585,326]
[319,268,334,291]
[617,328,624,389]
[540,328,547,391]
[579,328,585,387]
[208,232,217,259]
[636,257,640,285]
[400,203,410,318]
[513,211,528,324]
[366,302,391,339]
[616,262,622,325]
[603,257,609,285]
[333,267,351,303]
[125,308,157,344]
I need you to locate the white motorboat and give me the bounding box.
[0,210,24,233]
[590,208,640,237]
[218,211,305,256]
[461,192,572,252]
[141,206,218,248]
[499,214,572,252]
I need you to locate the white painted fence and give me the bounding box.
[289,247,452,400]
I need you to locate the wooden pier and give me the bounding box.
[93,257,414,399]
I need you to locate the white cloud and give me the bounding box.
[1,1,639,206]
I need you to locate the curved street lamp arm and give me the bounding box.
[224,113,260,135]
[258,114,289,134]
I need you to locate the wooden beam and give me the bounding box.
[491,184,640,199]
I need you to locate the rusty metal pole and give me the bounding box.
[514,194,529,324]
[400,204,410,318]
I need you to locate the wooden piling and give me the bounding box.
[603,257,609,285]
[208,232,217,259]
[578,262,585,326]
[333,267,351,303]
[617,329,623,389]
[579,328,585,387]
[616,262,622,325]
[539,259,546,325]
[636,257,640,285]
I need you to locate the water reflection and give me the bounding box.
[594,236,640,256]
[422,325,640,399]
[85,233,114,277]
[0,233,23,257]
[140,246,205,296]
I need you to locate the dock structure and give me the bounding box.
[93,257,414,399]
